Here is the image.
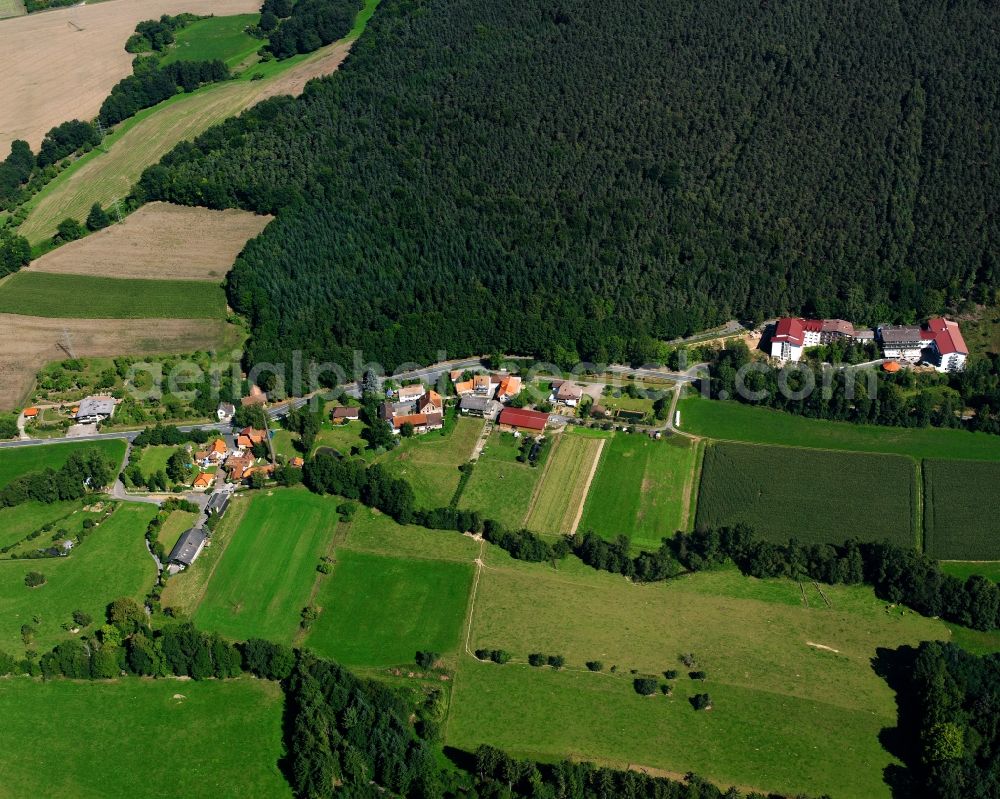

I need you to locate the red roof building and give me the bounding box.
[924,318,968,356]
[497,407,549,432]
[772,317,805,347]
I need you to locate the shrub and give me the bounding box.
[300,605,318,629]
[547,654,565,670]
[24,571,46,588]
[664,669,678,680]
[415,650,439,669]
[72,610,93,628]
[585,660,603,672]
[690,693,713,710]
[634,678,658,696]
[528,653,546,667]
[690,670,707,681]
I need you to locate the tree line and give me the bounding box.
[0,448,114,509]
[99,57,230,127]
[265,0,360,59]
[707,341,1000,437]
[136,0,1000,383]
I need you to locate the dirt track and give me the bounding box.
[28,202,271,280]
[0,313,238,411]
[0,0,260,154]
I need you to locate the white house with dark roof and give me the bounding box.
[74,396,116,424]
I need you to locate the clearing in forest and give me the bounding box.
[27,203,271,281]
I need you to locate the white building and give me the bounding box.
[924,318,968,373]
[878,325,926,363]
[770,318,874,363]
[74,396,116,424]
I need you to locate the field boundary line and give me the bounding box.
[677,438,701,532]
[914,459,925,552]
[462,538,487,658]
[569,438,605,534]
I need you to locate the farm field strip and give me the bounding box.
[923,459,1000,559]
[695,441,917,547]
[679,394,1000,461]
[523,432,605,534]
[26,203,271,281]
[0,272,226,319]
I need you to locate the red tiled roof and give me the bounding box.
[772,317,805,346]
[926,318,968,356]
[393,413,428,429]
[498,407,548,431]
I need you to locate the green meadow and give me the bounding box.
[382,417,482,508]
[0,440,126,488]
[458,431,541,528]
[0,500,83,550]
[523,431,605,534]
[0,503,156,654]
[579,434,699,549]
[306,549,473,668]
[0,273,226,319]
[193,489,339,644]
[160,14,261,68]
[695,442,917,548]
[679,394,1000,461]
[449,550,948,799]
[0,678,290,799]
[939,561,1000,583]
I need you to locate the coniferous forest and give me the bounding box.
[138,0,1000,376]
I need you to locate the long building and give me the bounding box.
[769,318,873,362]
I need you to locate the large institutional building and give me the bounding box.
[770,316,967,372]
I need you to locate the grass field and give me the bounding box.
[160,13,261,67]
[939,561,1000,583]
[0,440,126,487]
[0,500,84,550]
[458,432,541,528]
[0,503,156,654]
[157,508,198,551]
[343,505,480,563]
[0,678,290,798]
[679,394,1000,461]
[0,273,226,319]
[523,431,605,534]
[695,442,917,547]
[135,444,181,476]
[579,434,699,549]
[382,417,482,508]
[0,0,24,20]
[306,550,473,668]
[193,489,338,644]
[449,551,949,799]
[923,459,1000,559]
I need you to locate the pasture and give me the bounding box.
[0,503,156,654]
[0,678,290,799]
[523,431,605,534]
[923,459,1000,559]
[0,439,125,487]
[579,434,699,549]
[0,500,84,551]
[695,442,917,547]
[192,489,339,644]
[160,13,261,67]
[306,550,473,668]
[135,444,181,476]
[0,273,226,319]
[27,203,271,281]
[679,394,1000,461]
[18,32,358,243]
[458,431,541,528]
[0,313,241,412]
[939,561,1000,583]
[449,552,948,799]
[0,0,262,154]
[344,504,480,563]
[381,417,482,508]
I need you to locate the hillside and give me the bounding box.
[139,0,1000,376]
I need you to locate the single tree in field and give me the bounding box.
[633,678,658,696]
[24,571,46,588]
[86,203,111,231]
[166,449,188,483]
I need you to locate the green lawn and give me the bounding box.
[193,489,338,644]
[160,14,261,68]
[695,442,918,548]
[135,444,182,476]
[306,549,473,668]
[923,459,1000,559]
[939,561,1000,583]
[0,503,157,655]
[0,273,226,319]
[458,431,541,528]
[382,417,482,508]
[0,440,126,488]
[0,500,83,550]
[449,553,949,799]
[524,431,606,534]
[679,394,1000,461]
[157,509,198,551]
[579,434,699,549]
[0,678,290,799]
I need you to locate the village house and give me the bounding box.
[216,402,236,423]
[460,395,500,418]
[331,406,360,424]
[769,318,874,362]
[195,438,229,467]
[473,374,496,396]
[206,491,230,517]
[397,384,426,402]
[289,456,305,468]
[454,379,475,396]
[418,390,443,415]
[167,527,208,571]
[923,318,969,373]
[74,396,117,424]
[192,472,214,490]
[551,380,584,407]
[497,375,522,402]
[225,453,256,482]
[391,412,443,434]
[497,407,549,433]
[22,407,38,420]
[380,390,446,435]
[878,325,926,363]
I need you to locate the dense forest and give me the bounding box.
[138,0,1000,378]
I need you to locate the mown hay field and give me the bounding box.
[449,546,948,799]
[28,203,271,281]
[694,442,917,547]
[579,434,700,549]
[458,431,541,529]
[0,678,291,799]
[923,459,1000,559]
[523,431,605,534]
[0,272,226,319]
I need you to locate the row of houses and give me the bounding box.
[770,316,968,372]
[380,389,445,434]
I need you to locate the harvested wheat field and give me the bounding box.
[28,203,271,281]
[19,40,353,243]
[0,0,261,155]
[0,314,243,411]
